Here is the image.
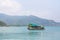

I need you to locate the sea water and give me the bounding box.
[0,26,60,40]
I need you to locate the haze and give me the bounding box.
[0,0,60,22]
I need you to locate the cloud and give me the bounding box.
[0,0,22,15]
[0,0,49,16]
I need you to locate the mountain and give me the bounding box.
[0,14,60,26]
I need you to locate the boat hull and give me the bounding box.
[28,26,44,30]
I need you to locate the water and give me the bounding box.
[0,26,60,40]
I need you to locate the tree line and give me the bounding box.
[0,21,7,26]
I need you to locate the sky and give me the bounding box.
[0,0,60,22]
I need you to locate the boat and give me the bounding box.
[28,24,44,30]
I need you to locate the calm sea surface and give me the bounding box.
[0,26,60,40]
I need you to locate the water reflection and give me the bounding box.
[28,31,41,36]
[0,31,43,39]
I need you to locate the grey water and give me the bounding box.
[0,26,60,40]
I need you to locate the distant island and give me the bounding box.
[0,14,60,26]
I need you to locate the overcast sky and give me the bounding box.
[0,0,60,22]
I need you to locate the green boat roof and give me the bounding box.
[29,23,38,27]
